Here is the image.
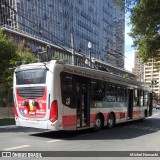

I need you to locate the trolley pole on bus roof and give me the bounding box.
[71,32,75,65]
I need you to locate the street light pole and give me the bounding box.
[88,42,92,67]
[71,32,75,65]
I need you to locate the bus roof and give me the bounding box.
[15,60,149,90]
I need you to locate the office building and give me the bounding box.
[144,58,160,97]
[0,0,125,68]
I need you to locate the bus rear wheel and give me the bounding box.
[107,113,115,128]
[94,115,103,131]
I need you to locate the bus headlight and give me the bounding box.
[22,101,29,106]
[32,101,39,107]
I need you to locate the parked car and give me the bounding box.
[156,104,160,109]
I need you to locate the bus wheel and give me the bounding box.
[94,114,103,131]
[107,113,115,129]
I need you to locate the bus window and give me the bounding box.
[137,90,143,106]
[91,80,105,101]
[106,83,117,102]
[134,89,138,106]
[117,86,126,102]
[134,90,143,107]
[110,85,117,101]
[61,73,75,108]
[144,91,148,106]
[140,90,144,106]
[16,69,47,84]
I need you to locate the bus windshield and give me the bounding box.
[15,69,47,85]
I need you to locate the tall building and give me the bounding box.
[144,59,160,97]
[132,52,144,82]
[0,0,125,68]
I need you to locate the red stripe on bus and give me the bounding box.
[62,115,76,127]
[90,112,126,123]
[90,114,96,123]
[62,110,141,127]
[133,110,141,116]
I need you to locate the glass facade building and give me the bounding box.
[0,0,125,68]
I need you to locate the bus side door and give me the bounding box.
[128,89,133,119]
[75,76,90,128]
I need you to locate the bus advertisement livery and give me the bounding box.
[13,60,153,131]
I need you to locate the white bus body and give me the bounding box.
[13,60,152,131]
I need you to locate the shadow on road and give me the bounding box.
[29,118,160,141]
[0,115,160,141]
[0,126,47,133]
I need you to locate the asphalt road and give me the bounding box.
[0,108,160,160]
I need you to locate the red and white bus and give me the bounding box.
[13,60,153,131]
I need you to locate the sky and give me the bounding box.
[124,17,135,72]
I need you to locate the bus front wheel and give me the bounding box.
[107,113,115,128]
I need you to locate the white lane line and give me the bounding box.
[46,139,62,143]
[3,145,31,151]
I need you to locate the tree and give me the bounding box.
[0,29,17,79]
[128,0,160,63]
[114,0,140,11]
[6,51,38,89]
[0,29,37,105]
[114,0,160,63]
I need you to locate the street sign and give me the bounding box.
[151,80,158,85]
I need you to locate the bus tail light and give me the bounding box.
[14,104,18,119]
[49,100,58,123]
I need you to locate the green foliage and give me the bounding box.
[51,56,68,63]
[129,0,160,63]
[0,29,37,103]
[0,29,17,77]
[51,55,60,61]
[124,73,129,78]
[6,51,37,90]
[113,0,140,11]
[14,51,37,66]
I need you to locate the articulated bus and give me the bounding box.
[13,60,153,131]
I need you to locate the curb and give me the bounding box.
[0,125,17,129]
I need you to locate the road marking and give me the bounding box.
[3,145,30,151]
[46,139,62,143]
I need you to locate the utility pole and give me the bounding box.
[151,58,154,93]
[46,45,51,61]
[71,32,75,65]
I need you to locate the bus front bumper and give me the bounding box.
[15,117,59,130]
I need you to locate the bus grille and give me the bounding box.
[17,87,45,99]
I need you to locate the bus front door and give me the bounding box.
[76,77,90,128]
[128,89,133,119]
